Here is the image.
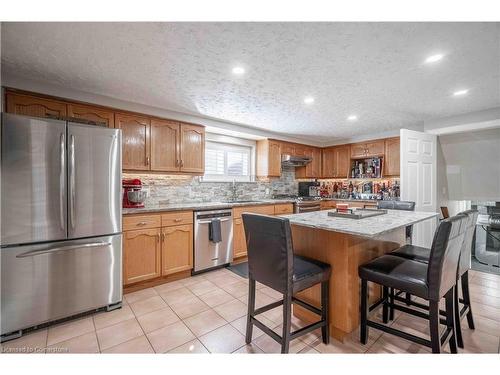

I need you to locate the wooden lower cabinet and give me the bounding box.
[161,224,193,276]
[233,217,247,259]
[123,228,161,285]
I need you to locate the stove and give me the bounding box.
[272,194,321,213]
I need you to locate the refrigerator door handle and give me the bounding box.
[69,134,76,230]
[16,242,112,258]
[60,132,66,231]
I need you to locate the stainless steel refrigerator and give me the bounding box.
[1,113,122,340]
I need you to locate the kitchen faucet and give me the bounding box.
[231,179,238,201]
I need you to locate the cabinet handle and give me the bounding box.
[136,221,148,226]
[180,160,184,167]
[161,232,165,242]
[156,233,160,242]
[146,156,150,165]
[174,218,182,222]
[176,159,179,167]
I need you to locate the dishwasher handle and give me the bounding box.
[196,218,231,224]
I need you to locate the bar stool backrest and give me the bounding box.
[377,200,416,211]
[457,209,479,276]
[427,214,468,301]
[242,213,293,294]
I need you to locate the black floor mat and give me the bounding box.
[227,262,248,278]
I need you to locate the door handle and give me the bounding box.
[60,132,66,231]
[16,242,112,258]
[197,219,231,224]
[69,134,76,230]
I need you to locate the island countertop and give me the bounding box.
[282,209,438,237]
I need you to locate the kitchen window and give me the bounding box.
[203,140,254,182]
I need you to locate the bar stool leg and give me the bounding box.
[454,285,464,349]
[445,288,458,353]
[405,292,412,306]
[281,292,292,354]
[321,281,330,344]
[389,288,395,321]
[429,300,441,353]
[245,278,256,344]
[461,271,475,330]
[382,286,389,323]
[360,279,369,345]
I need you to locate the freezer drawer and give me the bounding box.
[1,234,122,335]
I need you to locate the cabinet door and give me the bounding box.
[281,142,295,155]
[123,228,161,285]
[384,137,400,176]
[6,92,67,119]
[268,140,282,177]
[151,119,180,172]
[350,143,367,159]
[161,224,193,275]
[365,140,385,157]
[233,218,247,258]
[310,147,322,177]
[321,148,336,178]
[67,103,114,128]
[180,124,205,173]
[335,146,351,178]
[116,113,151,171]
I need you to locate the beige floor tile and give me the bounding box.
[198,288,235,308]
[232,343,264,354]
[187,280,220,296]
[313,337,366,354]
[159,287,195,305]
[169,295,211,319]
[298,346,320,354]
[102,335,154,353]
[167,339,209,353]
[253,330,307,353]
[96,318,144,350]
[183,309,227,337]
[259,287,283,300]
[180,274,207,287]
[93,305,135,330]
[47,316,95,346]
[129,295,168,317]
[199,324,246,353]
[239,290,279,309]
[1,329,48,354]
[46,331,99,354]
[230,315,278,340]
[260,306,283,325]
[213,299,248,322]
[147,321,195,353]
[221,280,249,298]
[367,334,431,354]
[210,273,242,288]
[154,280,185,294]
[137,306,180,333]
[202,269,228,280]
[124,288,158,304]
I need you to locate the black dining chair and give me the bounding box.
[390,209,478,348]
[242,213,331,353]
[358,214,467,353]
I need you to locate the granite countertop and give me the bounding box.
[282,209,438,238]
[122,199,296,214]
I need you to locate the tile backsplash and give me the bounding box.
[123,166,298,206]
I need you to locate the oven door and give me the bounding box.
[295,202,321,214]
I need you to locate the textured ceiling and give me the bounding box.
[2,22,499,143]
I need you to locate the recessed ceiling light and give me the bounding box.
[304,96,315,104]
[347,115,358,121]
[425,54,444,64]
[231,66,245,75]
[453,89,469,97]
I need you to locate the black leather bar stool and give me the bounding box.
[390,209,478,348]
[377,200,416,244]
[242,213,331,354]
[358,214,467,353]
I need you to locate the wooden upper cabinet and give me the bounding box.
[384,137,400,176]
[296,147,321,178]
[6,92,67,119]
[268,140,282,176]
[116,113,151,171]
[334,145,351,178]
[179,123,205,174]
[281,142,296,156]
[151,119,180,172]
[67,103,114,127]
[256,139,281,177]
[351,140,385,158]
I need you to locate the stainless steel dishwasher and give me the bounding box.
[194,209,234,273]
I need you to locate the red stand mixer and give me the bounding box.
[122,179,147,208]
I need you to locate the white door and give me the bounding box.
[400,129,438,247]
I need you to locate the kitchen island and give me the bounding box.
[281,209,438,341]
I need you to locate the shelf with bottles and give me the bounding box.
[350,157,382,179]
[318,178,400,200]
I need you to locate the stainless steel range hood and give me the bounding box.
[281,154,312,167]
